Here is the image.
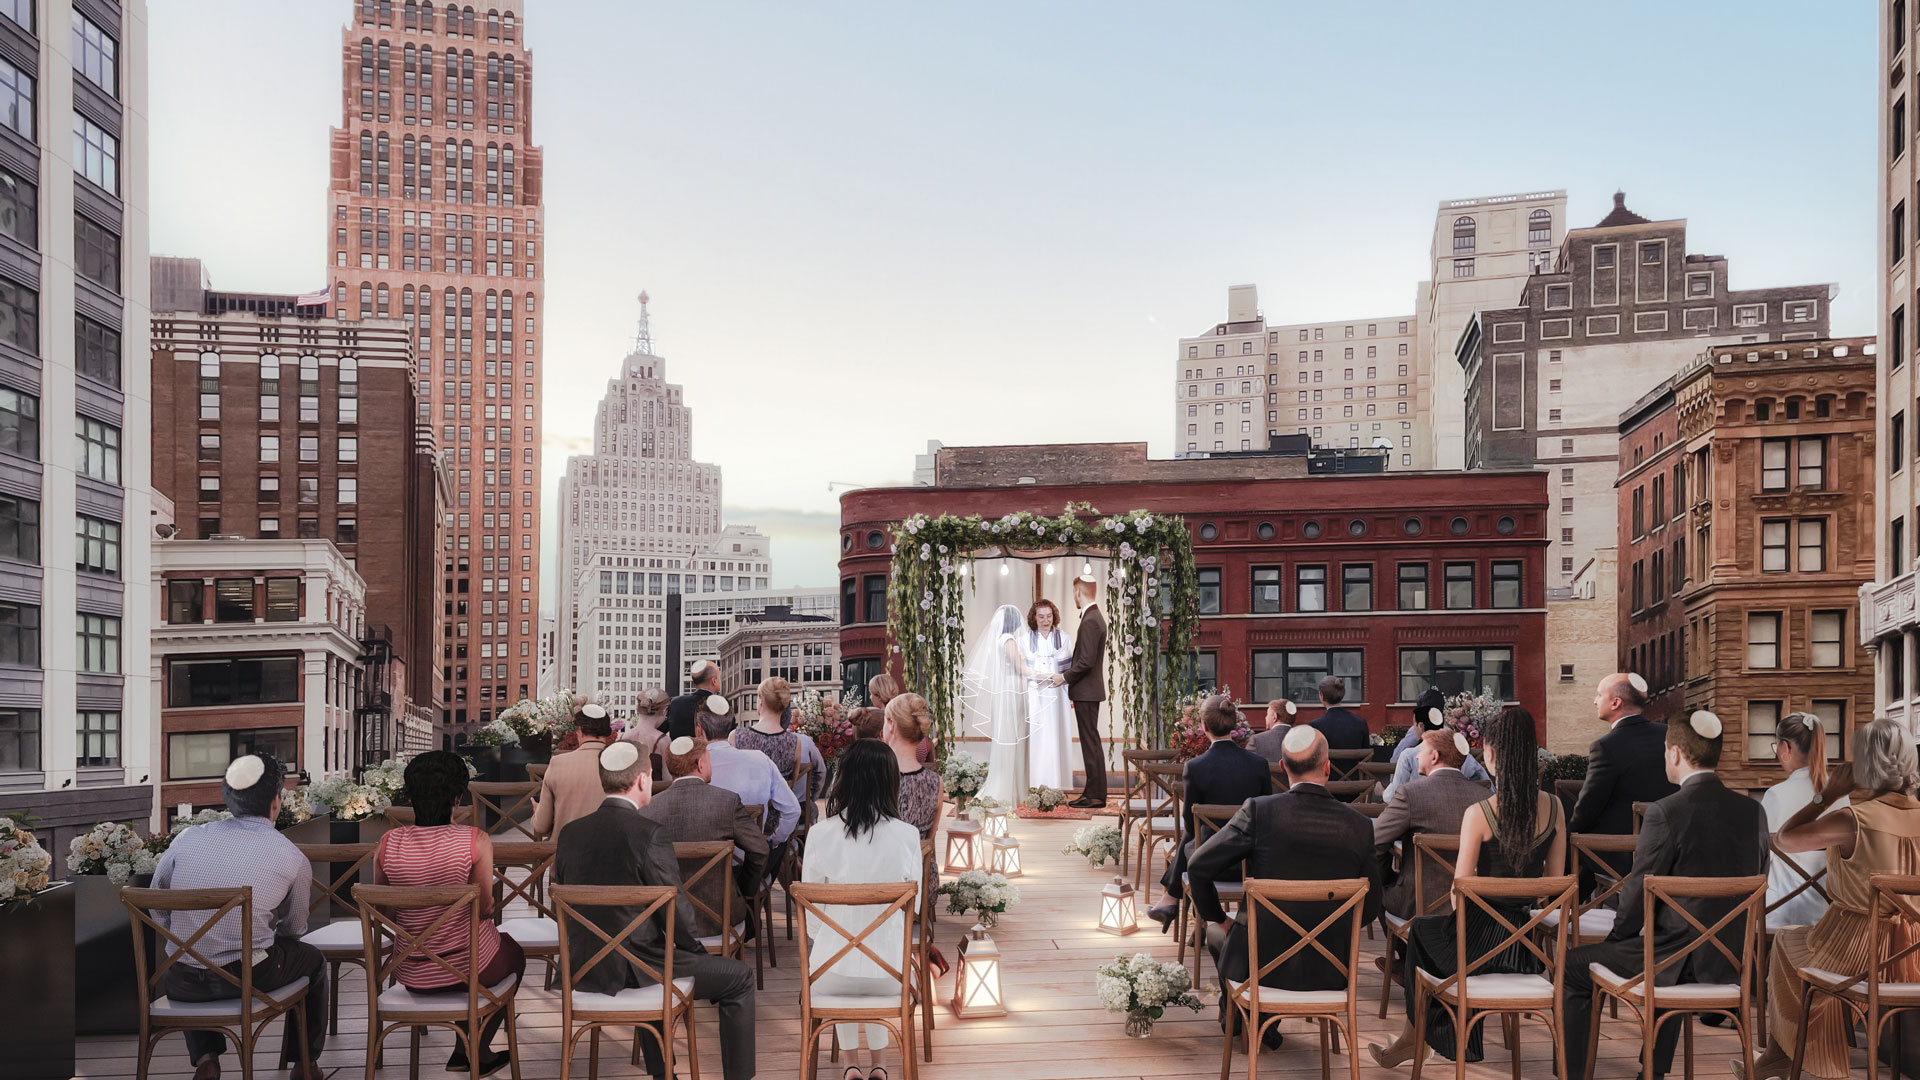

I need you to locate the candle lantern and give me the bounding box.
[979,805,1011,838]
[944,819,982,873]
[1098,875,1139,935]
[951,923,1006,1017]
[986,835,1022,877]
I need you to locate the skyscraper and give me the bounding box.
[328,0,543,738]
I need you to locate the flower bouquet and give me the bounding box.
[308,774,390,822]
[498,688,582,744]
[1095,952,1205,1037]
[275,792,316,830]
[66,822,159,884]
[941,750,989,811]
[0,816,52,904]
[167,808,233,837]
[797,704,857,762]
[936,869,1020,927]
[362,756,412,805]
[470,717,519,748]
[1168,687,1252,762]
[1442,690,1502,750]
[1063,823,1123,867]
[1025,785,1069,812]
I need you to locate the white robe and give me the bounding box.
[1021,628,1073,790]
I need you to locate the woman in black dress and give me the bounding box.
[1367,705,1566,1068]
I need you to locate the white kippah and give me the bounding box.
[1076,571,1099,584]
[1426,707,1444,729]
[705,694,731,716]
[225,755,266,790]
[1453,732,1472,757]
[1283,700,1298,717]
[580,702,608,720]
[1689,710,1723,739]
[599,741,641,771]
[1281,725,1318,754]
[668,736,695,756]
[1627,672,1649,695]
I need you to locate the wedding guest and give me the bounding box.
[801,739,923,1080]
[642,734,770,938]
[555,741,756,1080]
[530,702,617,839]
[1188,725,1382,1050]
[1368,707,1564,1069]
[1746,718,1920,1080]
[622,687,672,780]
[733,676,826,807]
[868,672,932,764]
[374,751,526,1077]
[699,695,801,849]
[883,693,944,837]
[1390,687,1448,764]
[849,706,886,742]
[1145,694,1273,930]
[1248,700,1299,763]
[1380,693,1488,803]
[1569,672,1679,892]
[152,753,327,1080]
[1374,729,1487,920]
[1308,676,1370,751]
[1559,711,1769,1080]
[1761,712,1839,929]
[667,660,722,740]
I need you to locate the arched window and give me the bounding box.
[421,2,435,30]
[420,45,433,76]
[1453,215,1476,253]
[360,0,376,22]
[502,12,514,40]
[462,6,476,37]
[404,1,418,29]
[486,10,499,40]
[1529,208,1553,245]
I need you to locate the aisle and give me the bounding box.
[77,814,1751,1079]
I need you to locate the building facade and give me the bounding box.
[840,443,1550,753]
[150,271,447,757]
[152,538,372,807]
[683,584,834,687]
[717,607,839,714]
[1419,190,1568,471]
[327,0,544,737]
[1175,285,1422,467]
[0,0,160,855]
[1625,339,1877,787]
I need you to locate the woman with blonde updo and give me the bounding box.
[733,675,826,806]
[883,693,943,838]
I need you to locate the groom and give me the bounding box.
[1053,573,1109,808]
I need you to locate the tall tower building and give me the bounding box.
[558,299,771,704]
[327,1,543,737]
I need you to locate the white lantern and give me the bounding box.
[944,819,982,873]
[986,835,1022,878]
[979,805,1010,838]
[951,923,1006,1017]
[1098,875,1138,936]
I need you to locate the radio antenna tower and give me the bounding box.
[633,290,655,355]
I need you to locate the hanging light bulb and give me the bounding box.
[1082,561,1095,577]
[957,563,968,577]
[1044,564,1055,576]
[999,563,1010,577]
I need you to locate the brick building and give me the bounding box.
[151,270,447,759]
[718,607,840,715]
[840,443,1549,758]
[1622,338,1876,787]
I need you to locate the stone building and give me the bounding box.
[717,606,840,715]
[1624,338,1876,787]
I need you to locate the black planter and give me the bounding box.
[277,816,332,848]
[498,735,552,783]
[72,873,150,1036]
[466,746,503,783]
[324,818,390,916]
[2,881,76,1078]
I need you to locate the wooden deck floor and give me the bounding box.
[78,815,1782,1079]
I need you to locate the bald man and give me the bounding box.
[1568,672,1677,890]
[667,661,722,740]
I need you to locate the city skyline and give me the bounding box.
[150,1,1877,590]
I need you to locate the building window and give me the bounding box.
[1897,201,1909,267]
[1898,306,1909,372]
[1341,564,1372,611]
[1398,646,1514,701]
[72,115,117,194]
[336,517,358,544]
[76,418,120,483]
[0,600,35,665]
[1761,520,1790,572]
[1295,565,1327,612]
[265,578,300,622]
[1896,517,1908,579]
[1761,438,1789,490]
[1797,437,1826,488]
[1254,649,1365,704]
[213,578,253,622]
[1443,562,1475,609]
[72,10,117,96]
[75,315,119,387]
[166,579,202,624]
[0,168,34,250]
[1595,246,1616,269]
[338,476,358,503]
[167,727,298,779]
[1491,562,1522,608]
[861,574,886,623]
[0,707,37,772]
[76,710,118,767]
[1397,563,1428,610]
[76,613,116,673]
[1452,257,1474,278]
[0,493,32,564]
[1250,566,1281,613]
[339,436,358,462]
[0,275,36,353]
[75,216,119,293]
[1528,208,1552,245]
[1747,612,1781,669]
[1811,700,1848,759]
[1746,701,1783,763]
[75,515,117,576]
[0,57,30,140]
[840,577,856,624]
[167,658,300,708]
[1811,611,1846,668]
[1194,566,1222,614]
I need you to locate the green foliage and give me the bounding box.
[1538,750,1589,785]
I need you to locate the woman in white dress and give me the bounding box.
[1021,599,1074,790]
[965,605,1029,805]
[1761,711,1839,928]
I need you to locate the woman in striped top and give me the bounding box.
[374,751,525,1078]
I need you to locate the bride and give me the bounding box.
[1020,600,1074,789]
[964,605,1028,805]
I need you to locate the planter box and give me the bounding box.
[499,737,552,783]
[278,815,332,848]
[466,746,503,783]
[2,881,76,1078]
[72,873,150,1036]
[324,818,391,916]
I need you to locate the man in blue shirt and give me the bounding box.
[697,696,800,849]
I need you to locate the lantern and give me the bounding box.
[986,835,1022,877]
[944,819,982,872]
[951,923,1006,1017]
[1098,875,1138,936]
[978,805,1010,838]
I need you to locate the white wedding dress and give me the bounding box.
[964,606,1028,805]
[1020,628,1074,789]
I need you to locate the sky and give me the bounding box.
[150,1,1879,593]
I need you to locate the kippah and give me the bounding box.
[225,755,266,789]
[599,741,641,771]
[1453,732,1471,757]
[1281,725,1318,754]
[580,702,608,720]
[1426,707,1444,729]
[1689,710,1723,739]
[1283,700,1298,717]
[668,736,695,756]
[1627,672,1649,695]
[705,694,730,716]
[1076,571,1098,583]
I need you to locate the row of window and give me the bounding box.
[0,708,120,773]
[1200,561,1525,614]
[1746,610,1849,669]
[165,578,302,625]
[363,1,519,43]
[0,493,117,577]
[0,601,118,671]
[1190,645,1516,704]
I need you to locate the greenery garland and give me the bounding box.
[886,502,1198,758]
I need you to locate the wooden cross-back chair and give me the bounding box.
[1119,748,1178,877]
[911,837,937,1060]
[468,781,542,840]
[1411,875,1578,1080]
[1631,800,1652,834]
[489,841,559,987]
[525,762,548,785]
[1326,748,1373,783]
[1586,875,1766,1080]
[1134,762,1186,891]
[1324,780,1376,804]
[792,881,921,1080]
[1268,763,1292,792]
[121,886,315,1080]
[1789,872,1920,1080]
[1545,833,1638,947]
[352,882,523,1080]
[1552,779,1583,819]
[1379,833,1461,1019]
[781,755,817,942]
[1177,803,1248,984]
[1358,761,1395,787]
[1220,877,1370,1080]
[672,841,744,970]
[550,884,698,1080]
[295,842,377,1035]
[731,802,778,988]
[1754,835,1833,1045]
[384,806,475,827]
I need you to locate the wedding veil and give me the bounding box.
[961,604,1026,746]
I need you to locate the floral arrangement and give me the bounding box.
[1063,823,1123,867]
[0,817,52,903]
[1443,690,1502,749]
[275,793,316,830]
[307,774,390,822]
[362,756,412,804]
[67,821,160,883]
[498,688,585,742]
[936,868,1020,927]
[794,687,861,725]
[1538,749,1589,786]
[940,749,989,810]
[887,504,1199,751]
[967,796,1010,820]
[168,808,233,836]
[470,717,519,748]
[1167,687,1252,762]
[1375,725,1410,750]
[1025,785,1069,812]
[1095,952,1205,1023]
[798,703,858,762]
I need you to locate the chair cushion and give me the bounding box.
[1143,816,1177,832]
[498,916,558,949]
[569,978,695,1015]
[377,975,520,1014]
[1766,911,1812,933]
[1222,978,1349,1007]
[151,977,310,1017]
[300,921,363,953]
[1798,966,1920,1002]
[696,922,748,950]
[812,988,905,1011]
[1123,799,1156,812]
[1180,874,1241,902]
[1538,907,1617,938]
[1589,964,1740,1004]
[1383,912,1409,933]
[1417,968,1553,1003]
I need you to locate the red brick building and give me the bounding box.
[1617,383,1687,718]
[840,444,1549,744]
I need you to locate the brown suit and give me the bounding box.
[529,737,612,840]
[1371,767,1486,918]
[1062,602,1109,800]
[639,777,770,938]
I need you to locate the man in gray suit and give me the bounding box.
[554,741,756,1080]
[1248,699,1300,764]
[1058,573,1110,807]
[1372,728,1486,919]
[640,734,769,939]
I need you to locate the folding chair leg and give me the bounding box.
[409,1023,421,1079]
[1586,992,1606,1080]
[687,1006,701,1080]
